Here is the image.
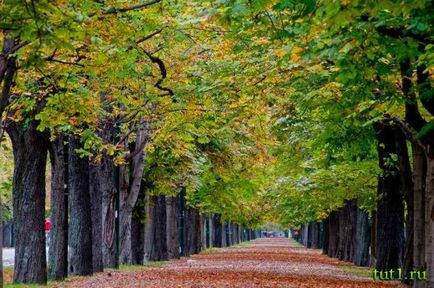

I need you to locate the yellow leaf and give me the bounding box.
[292,46,303,54]
[274,48,286,58]
[291,54,300,62]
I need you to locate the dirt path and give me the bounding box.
[66,238,405,288]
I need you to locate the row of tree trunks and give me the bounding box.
[318,200,370,266]
[295,123,412,277]
[48,132,117,281]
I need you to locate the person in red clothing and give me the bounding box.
[45,218,51,232]
[45,218,51,246]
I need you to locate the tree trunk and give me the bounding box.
[374,122,405,271]
[225,222,231,247]
[354,207,370,267]
[144,194,168,261]
[89,163,103,272]
[177,190,186,256]
[424,157,434,287]
[302,224,309,247]
[131,214,145,265]
[119,123,148,264]
[201,215,206,249]
[323,218,329,255]
[185,206,202,255]
[68,137,93,276]
[222,222,228,247]
[309,222,320,249]
[413,144,426,281]
[48,135,68,280]
[327,211,339,258]
[237,225,241,243]
[395,128,413,281]
[232,224,237,245]
[208,215,213,247]
[131,184,145,265]
[370,211,377,266]
[336,200,356,262]
[99,152,117,268]
[166,196,179,259]
[10,126,48,284]
[119,164,132,264]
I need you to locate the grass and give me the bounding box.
[200,247,220,255]
[117,261,167,271]
[337,265,372,278]
[287,238,304,247]
[229,241,252,248]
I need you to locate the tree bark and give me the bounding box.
[424,157,434,287]
[177,190,186,256]
[131,214,145,265]
[336,200,356,262]
[413,144,426,279]
[222,222,228,247]
[309,222,320,249]
[302,223,309,247]
[370,211,377,266]
[10,125,48,284]
[185,206,202,255]
[48,135,68,280]
[144,194,168,261]
[354,207,370,267]
[374,122,405,271]
[200,215,206,249]
[166,196,179,259]
[395,128,414,281]
[120,122,148,264]
[68,137,93,276]
[322,217,329,255]
[119,164,132,264]
[327,211,339,258]
[99,152,117,268]
[131,183,146,265]
[89,163,103,272]
[208,215,213,247]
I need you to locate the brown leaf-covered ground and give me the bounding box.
[65,238,406,288]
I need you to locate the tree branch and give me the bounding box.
[143,49,175,97]
[389,117,425,150]
[399,59,427,131]
[376,26,433,44]
[89,0,161,17]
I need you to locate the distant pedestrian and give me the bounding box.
[45,218,51,245]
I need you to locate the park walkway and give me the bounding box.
[67,238,404,288]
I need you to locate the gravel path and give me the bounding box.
[66,238,405,288]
